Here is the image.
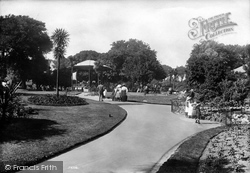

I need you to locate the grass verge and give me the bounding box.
[127,94,177,105]
[0,95,127,173]
[157,125,229,173]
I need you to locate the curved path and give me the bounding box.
[35,94,221,173]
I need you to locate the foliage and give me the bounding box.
[95,39,166,85]
[56,51,100,70]
[0,14,52,86]
[176,66,186,82]
[51,29,70,59]
[162,65,186,91]
[28,94,88,106]
[186,40,248,102]
[51,28,70,97]
[72,50,100,65]
[162,65,173,79]
[51,67,72,88]
[243,44,250,78]
[0,80,24,123]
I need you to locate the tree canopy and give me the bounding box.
[95,39,166,84]
[51,28,70,96]
[0,14,52,85]
[186,40,248,101]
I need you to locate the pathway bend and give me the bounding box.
[34,94,221,173]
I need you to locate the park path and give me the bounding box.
[33,94,221,173]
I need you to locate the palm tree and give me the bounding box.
[51,28,70,97]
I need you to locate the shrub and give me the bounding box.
[28,94,88,106]
[0,81,24,123]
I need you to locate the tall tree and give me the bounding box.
[96,39,166,84]
[51,28,69,97]
[0,15,52,85]
[186,40,247,100]
[73,50,100,63]
[176,66,186,82]
[243,44,250,78]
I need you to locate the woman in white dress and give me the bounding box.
[115,84,122,101]
[188,99,194,118]
[185,96,190,118]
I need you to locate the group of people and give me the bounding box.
[97,83,129,102]
[112,83,128,101]
[184,89,201,124]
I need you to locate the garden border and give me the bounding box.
[156,126,228,173]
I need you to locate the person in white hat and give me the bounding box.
[114,84,122,101]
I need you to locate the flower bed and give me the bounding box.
[202,111,250,125]
[28,94,88,106]
[231,113,250,124]
[171,99,250,125]
[198,125,250,172]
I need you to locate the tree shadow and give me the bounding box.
[0,118,66,143]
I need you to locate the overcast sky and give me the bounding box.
[1,0,250,68]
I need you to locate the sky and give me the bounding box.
[0,0,250,68]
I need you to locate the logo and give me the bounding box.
[188,12,237,41]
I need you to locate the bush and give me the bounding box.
[0,81,25,123]
[28,95,88,106]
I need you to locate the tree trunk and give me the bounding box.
[71,65,73,90]
[56,56,60,97]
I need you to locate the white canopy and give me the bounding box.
[74,60,96,70]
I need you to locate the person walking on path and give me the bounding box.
[187,98,195,118]
[195,100,201,124]
[114,84,122,101]
[121,83,128,101]
[97,83,104,101]
[185,96,191,118]
[143,84,149,96]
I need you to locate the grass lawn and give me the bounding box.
[110,92,177,105]
[0,92,127,173]
[86,91,178,105]
[157,126,229,173]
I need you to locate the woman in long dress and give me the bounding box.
[185,96,190,118]
[188,100,194,118]
[114,84,121,101]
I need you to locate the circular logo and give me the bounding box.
[5,165,11,170]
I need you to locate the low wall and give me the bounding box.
[171,99,249,125]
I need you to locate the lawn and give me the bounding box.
[0,92,127,173]
[85,91,178,104]
[106,92,177,105]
